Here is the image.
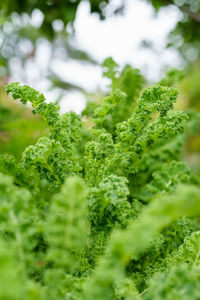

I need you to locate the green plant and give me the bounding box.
[0,59,200,299]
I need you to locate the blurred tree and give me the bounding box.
[144,0,200,63]
[1,0,125,37]
[0,0,125,90]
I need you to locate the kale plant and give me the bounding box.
[0,59,200,300]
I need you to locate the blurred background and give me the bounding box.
[0,0,200,161]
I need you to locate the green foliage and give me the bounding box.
[83,58,144,134]
[0,58,200,299]
[144,231,200,299]
[46,177,88,272]
[83,185,200,300]
[159,69,185,87]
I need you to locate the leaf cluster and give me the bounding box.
[0,58,200,299]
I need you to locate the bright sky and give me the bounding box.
[11,0,182,114]
[74,0,181,80]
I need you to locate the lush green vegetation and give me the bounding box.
[1,0,200,299]
[0,60,199,299]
